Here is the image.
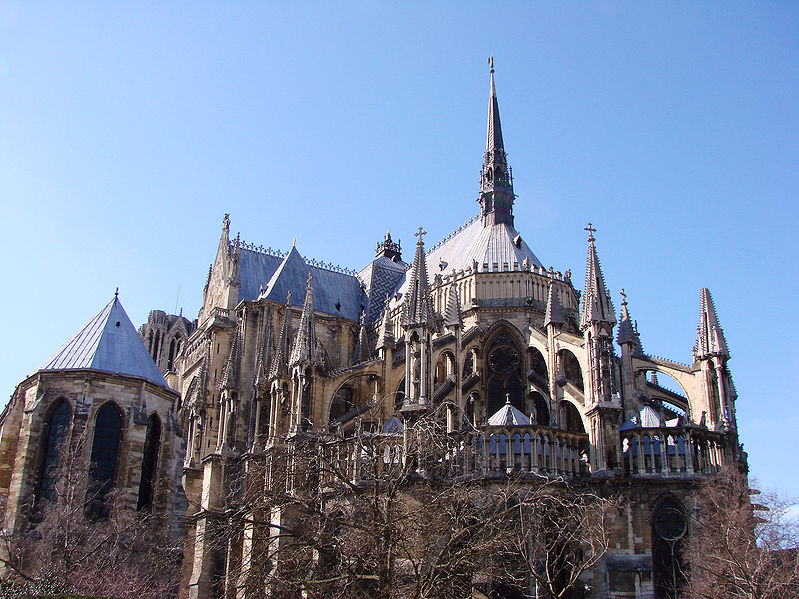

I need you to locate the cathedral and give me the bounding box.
[0,64,743,598]
[163,64,744,599]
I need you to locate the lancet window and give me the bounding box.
[87,402,123,518]
[37,399,72,502]
[137,413,161,511]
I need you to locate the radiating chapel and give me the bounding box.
[162,65,745,599]
[0,294,186,534]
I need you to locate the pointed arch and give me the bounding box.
[87,402,123,518]
[652,495,689,599]
[37,399,72,502]
[484,322,525,415]
[137,412,162,511]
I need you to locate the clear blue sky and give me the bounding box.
[1,3,797,498]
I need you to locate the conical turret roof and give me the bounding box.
[487,397,531,426]
[41,294,167,387]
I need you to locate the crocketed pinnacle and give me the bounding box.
[543,281,565,328]
[401,227,436,331]
[219,326,242,390]
[375,295,395,350]
[580,223,616,330]
[694,287,729,359]
[290,273,322,366]
[269,291,292,379]
[617,289,644,356]
[443,284,463,329]
[254,309,274,388]
[354,310,371,364]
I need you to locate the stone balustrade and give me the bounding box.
[620,426,731,476]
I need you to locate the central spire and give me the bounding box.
[480,58,515,227]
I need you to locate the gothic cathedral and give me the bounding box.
[155,66,743,599]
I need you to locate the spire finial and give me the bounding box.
[585,222,597,242]
[414,226,427,246]
[489,56,494,74]
[223,213,230,230]
[114,287,119,299]
[620,288,627,305]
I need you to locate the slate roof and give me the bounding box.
[387,215,545,311]
[238,245,364,321]
[619,406,680,431]
[487,400,531,426]
[40,295,167,387]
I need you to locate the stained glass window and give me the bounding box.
[86,403,122,518]
[38,400,72,502]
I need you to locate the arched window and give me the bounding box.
[137,414,161,511]
[652,498,688,598]
[87,403,123,518]
[167,338,177,371]
[37,400,72,502]
[486,331,523,415]
[153,330,161,361]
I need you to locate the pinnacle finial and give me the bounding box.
[114,287,119,299]
[414,226,427,246]
[620,288,627,305]
[489,56,494,73]
[306,271,313,289]
[223,213,230,230]
[585,222,597,242]
[286,290,292,305]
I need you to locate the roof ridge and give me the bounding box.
[236,238,358,277]
[426,212,481,254]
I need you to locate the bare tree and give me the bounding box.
[199,405,617,599]
[680,467,799,599]
[0,435,181,599]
